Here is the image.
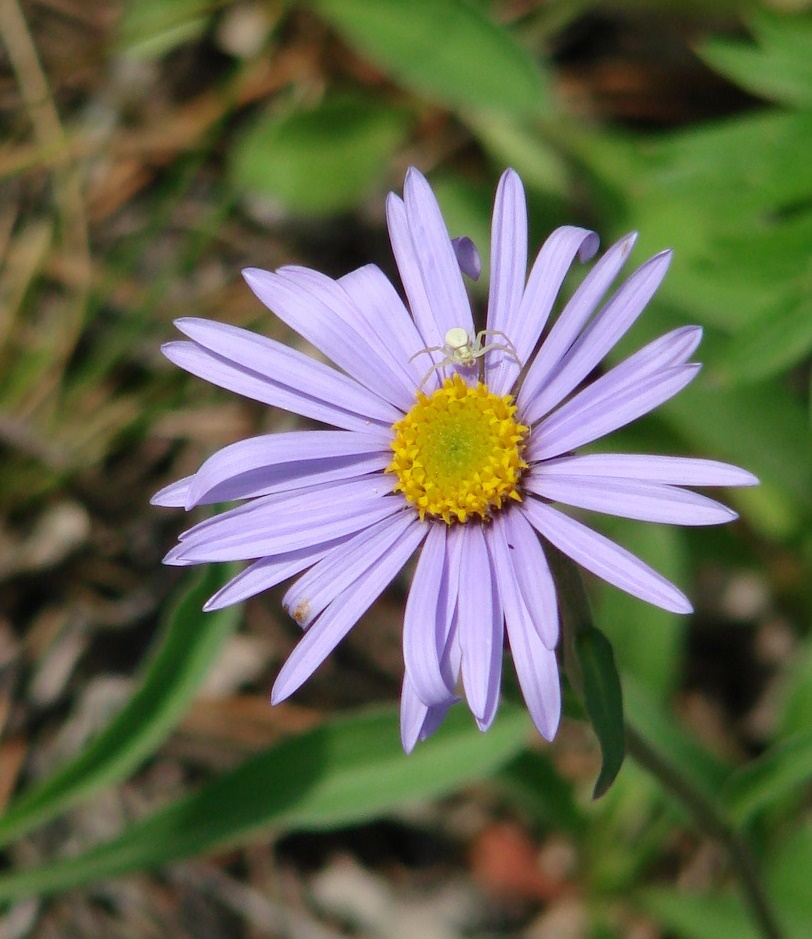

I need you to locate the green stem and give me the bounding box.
[625,723,784,939]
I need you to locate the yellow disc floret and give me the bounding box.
[387,374,528,524]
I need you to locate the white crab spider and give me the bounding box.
[410,327,522,389]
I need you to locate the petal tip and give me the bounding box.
[162,546,190,566]
[616,231,638,258]
[404,164,425,186]
[537,712,561,743]
[451,236,481,281]
[172,317,210,338]
[578,231,600,263]
[150,481,187,507]
[202,593,230,613]
[242,267,271,289]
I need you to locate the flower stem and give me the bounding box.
[625,723,784,939]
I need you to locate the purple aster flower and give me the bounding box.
[153,168,757,752]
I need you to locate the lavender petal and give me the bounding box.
[403,524,458,706]
[494,511,559,649]
[484,519,561,740]
[526,474,738,526]
[457,524,503,724]
[244,267,414,410]
[386,193,442,355]
[270,521,426,703]
[400,675,455,753]
[523,499,693,614]
[283,513,419,629]
[402,167,474,341]
[484,169,527,394]
[338,264,427,385]
[521,249,672,424]
[151,476,193,507]
[530,364,700,461]
[451,237,481,281]
[535,327,702,446]
[539,453,759,488]
[184,430,390,508]
[282,264,423,403]
[499,226,599,396]
[167,319,398,430]
[203,541,339,611]
[171,478,401,563]
[518,233,638,409]
[508,610,561,742]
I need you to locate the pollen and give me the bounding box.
[387,374,528,524]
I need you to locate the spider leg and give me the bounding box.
[477,341,522,368]
[409,344,444,363]
[416,359,448,393]
[475,330,520,361]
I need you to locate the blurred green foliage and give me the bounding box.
[2,1,811,937]
[229,94,411,213]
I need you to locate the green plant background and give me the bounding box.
[0,1,810,937]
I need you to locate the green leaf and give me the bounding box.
[569,111,812,248]
[472,115,571,198]
[722,731,812,826]
[778,638,812,739]
[0,566,241,847]
[659,210,812,383]
[640,110,812,223]
[546,547,624,798]
[700,10,812,109]
[719,293,812,386]
[662,377,812,531]
[0,704,530,901]
[624,676,730,796]
[639,888,760,939]
[593,522,687,701]
[639,824,812,939]
[766,824,812,938]
[496,748,585,836]
[118,0,216,58]
[431,175,494,290]
[309,0,548,118]
[662,209,812,337]
[576,627,625,798]
[229,95,410,215]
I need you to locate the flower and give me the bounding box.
[154,167,757,752]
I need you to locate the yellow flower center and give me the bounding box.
[387,374,528,524]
